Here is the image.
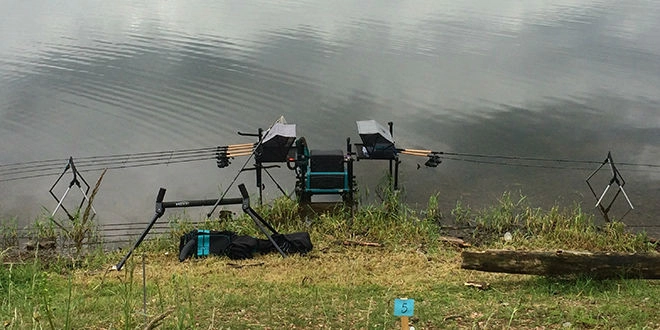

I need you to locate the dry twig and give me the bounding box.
[341,240,383,247]
[143,307,174,330]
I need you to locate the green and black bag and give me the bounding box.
[178,230,235,261]
[179,230,313,261]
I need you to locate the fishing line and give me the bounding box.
[0,146,219,182]
[439,155,594,171]
[3,140,660,183]
[0,151,216,177]
[0,153,215,178]
[0,147,214,168]
[0,146,217,168]
[437,151,660,169]
[438,155,660,173]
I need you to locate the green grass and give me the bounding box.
[0,217,18,251]
[0,192,658,329]
[453,192,653,252]
[2,248,657,329]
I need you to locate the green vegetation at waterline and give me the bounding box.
[1,193,657,329]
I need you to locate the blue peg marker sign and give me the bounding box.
[394,298,414,330]
[393,298,414,316]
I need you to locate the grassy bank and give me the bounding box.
[1,193,658,329]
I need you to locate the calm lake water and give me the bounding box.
[1,0,659,237]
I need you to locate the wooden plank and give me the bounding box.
[461,249,660,279]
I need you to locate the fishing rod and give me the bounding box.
[4,140,659,184]
[1,151,216,177]
[206,116,290,217]
[0,147,216,171]
[0,155,218,182]
[0,147,219,182]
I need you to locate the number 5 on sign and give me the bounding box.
[394,298,414,317]
[394,298,415,330]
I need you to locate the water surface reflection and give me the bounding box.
[1,0,658,236]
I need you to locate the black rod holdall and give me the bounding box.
[116,183,311,270]
[178,184,312,261]
[178,230,235,261]
[178,230,313,261]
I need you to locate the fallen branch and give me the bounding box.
[464,281,490,290]
[227,262,265,269]
[439,236,471,248]
[342,240,383,247]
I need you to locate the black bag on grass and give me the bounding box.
[226,235,259,260]
[178,230,235,261]
[256,232,313,254]
[179,230,313,261]
[276,232,313,254]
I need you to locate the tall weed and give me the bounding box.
[1,217,19,249]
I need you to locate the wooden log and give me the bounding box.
[461,249,660,279]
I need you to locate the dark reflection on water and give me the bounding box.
[1,1,659,236]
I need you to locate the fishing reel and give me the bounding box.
[425,154,442,167]
[286,137,309,174]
